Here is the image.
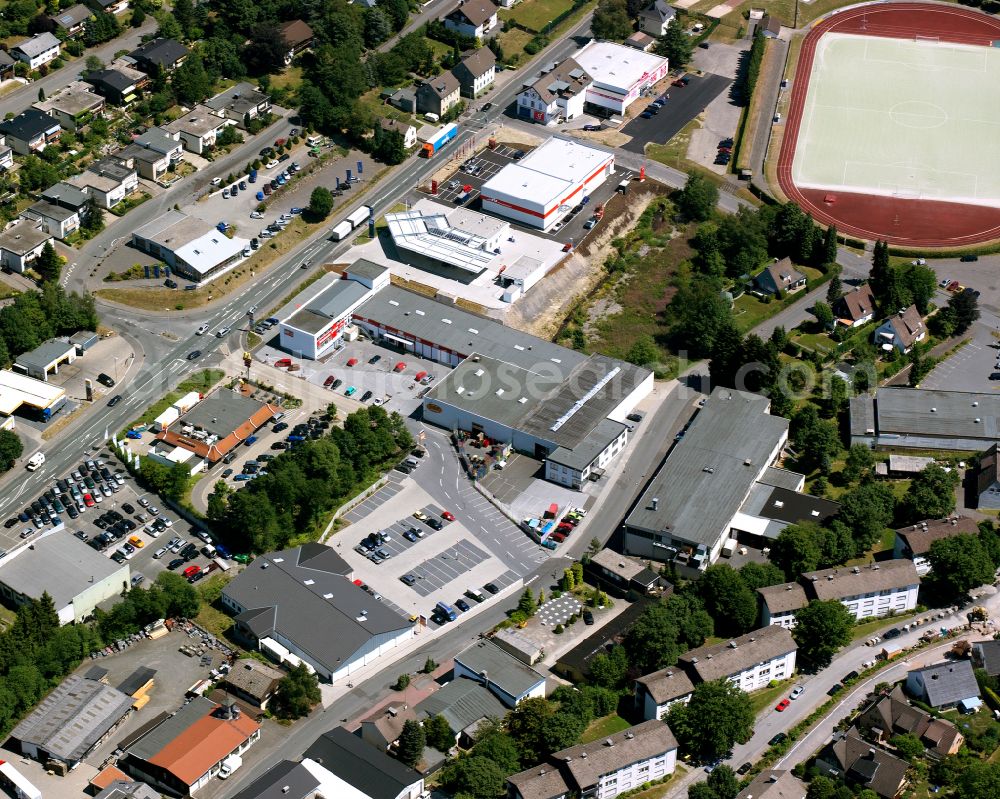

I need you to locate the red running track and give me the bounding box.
[776,3,1000,247]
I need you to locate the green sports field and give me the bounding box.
[791,33,1000,206]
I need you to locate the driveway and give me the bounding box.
[621,73,733,154]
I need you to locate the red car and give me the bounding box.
[775,698,791,712]
[353,579,364,587]
[82,493,95,508]
[550,532,566,543]
[183,565,201,579]
[556,524,574,534]
[274,357,292,368]
[323,375,336,387]
[393,362,407,373]
[442,510,455,521]
[347,357,358,367]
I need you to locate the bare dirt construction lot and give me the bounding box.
[505,181,670,340]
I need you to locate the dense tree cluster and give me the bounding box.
[208,405,413,553]
[591,0,634,40]
[928,523,1000,598]
[0,285,98,371]
[93,572,200,641]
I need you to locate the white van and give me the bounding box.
[306,135,322,147]
[26,452,44,471]
[467,586,485,602]
[424,112,440,123]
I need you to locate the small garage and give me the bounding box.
[70,330,98,355]
[13,339,76,382]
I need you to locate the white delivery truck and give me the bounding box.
[347,205,371,228]
[25,452,44,471]
[330,220,353,241]
[218,755,243,779]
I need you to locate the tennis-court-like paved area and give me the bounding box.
[792,33,1000,206]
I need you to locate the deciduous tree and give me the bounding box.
[667,680,754,761]
[793,599,853,670]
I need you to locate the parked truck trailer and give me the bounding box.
[330,220,353,241]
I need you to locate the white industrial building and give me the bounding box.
[0,368,67,425]
[0,531,130,624]
[384,199,554,299]
[572,40,669,115]
[353,286,651,488]
[131,210,249,284]
[277,261,389,360]
[480,137,615,230]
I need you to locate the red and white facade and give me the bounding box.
[573,40,669,115]
[480,138,615,231]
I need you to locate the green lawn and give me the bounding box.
[499,28,535,64]
[749,679,795,715]
[269,66,302,91]
[733,293,782,333]
[503,0,575,32]
[850,611,916,642]
[580,714,632,744]
[645,119,702,169]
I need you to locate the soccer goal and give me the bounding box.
[915,34,941,44]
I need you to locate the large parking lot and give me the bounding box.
[334,475,523,628]
[1,447,219,583]
[256,334,440,420]
[621,72,733,154]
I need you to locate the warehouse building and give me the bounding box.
[850,387,1000,451]
[623,388,791,571]
[0,368,67,425]
[480,137,615,230]
[571,40,669,115]
[120,697,260,796]
[10,674,134,770]
[221,544,414,682]
[131,210,249,284]
[0,530,130,624]
[13,338,76,381]
[276,261,389,360]
[353,285,651,488]
[384,199,560,300]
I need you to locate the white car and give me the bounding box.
[266,160,279,169]
[161,517,173,528]
[211,177,222,185]
[790,685,804,700]
[250,211,263,219]
[196,323,209,336]
[216,327,231,338]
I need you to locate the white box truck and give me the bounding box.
[330,220,353,241]
[347,206,371,228]
[25,452,44,471]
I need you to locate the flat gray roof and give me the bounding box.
[177,392,268,439]
[355,284,590,372]
[454,639,545,699]
[626,387,789,548]
[0,219,51,254]
[547,417,627,470]
[0,530,128,610]
[11,675,133,762]
[428,352,644,450]
[133,210,210,251]
[15,338,75,371]
[222,544,410,674]
[281,274,371,334]
[865,387,1000,441]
